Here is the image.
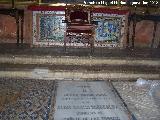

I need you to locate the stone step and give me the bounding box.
[0,63,159,74]
[0,54,159,80]
[0,55,159,66]
[0,46,160,59]
[0,67,159,80]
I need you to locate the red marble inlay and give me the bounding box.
[93,7,128,14]
[28,5,128,14]
[28,5,65,11]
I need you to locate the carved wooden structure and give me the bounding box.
[64,5,95,53]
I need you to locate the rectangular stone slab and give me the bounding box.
[53,81,131,120]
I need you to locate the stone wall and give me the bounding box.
[134,21,160,48]
[0,9,32,44]
[0,14,16,43]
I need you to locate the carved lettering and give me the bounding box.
[54,81,130,120]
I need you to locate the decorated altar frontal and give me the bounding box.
[28,5,128,48]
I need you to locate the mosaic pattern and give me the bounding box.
[40,16,65,42]
[95,18,121,42]
[33,11,65,47]
[0,78,55,119]
[93,13,126,47]
[33,11,127,48]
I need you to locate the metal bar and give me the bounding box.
[132,15,136,48]
[127,15,131,48]
[151,22,157,48]
[16,10,19,46]
[12,0,15,9]
[21,11,24,44]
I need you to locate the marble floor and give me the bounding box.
[0,78,55,120]
[113,80,160,120]
[0,78,160,120]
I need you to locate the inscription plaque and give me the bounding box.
[54,81,131,120]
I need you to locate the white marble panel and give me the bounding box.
[54,81,131,120]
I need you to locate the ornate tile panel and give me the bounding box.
[93,13,126,48]
[33,11,65,47]
[95,18,121,41]
[39,15,65,41]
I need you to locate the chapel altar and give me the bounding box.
[28,4,128,48]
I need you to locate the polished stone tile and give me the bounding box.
[53,81,130,120]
